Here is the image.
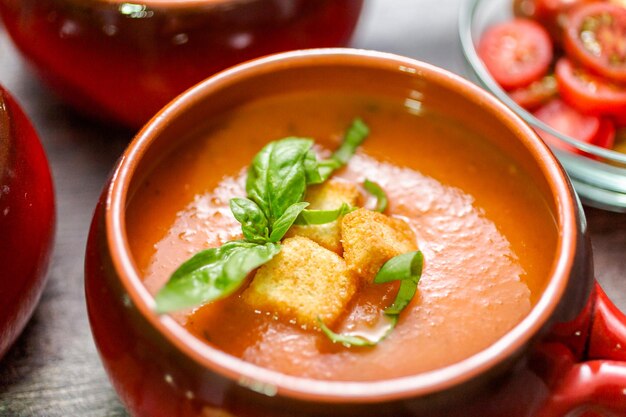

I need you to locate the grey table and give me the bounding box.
[0,1,624,416]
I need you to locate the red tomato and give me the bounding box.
[478,19,554,90]
[533,98,601,153]
[530,0,598,43]
[510,74,559,110]
[564,3,626,82]
[592,118,617,148]
[614,112,626,127]
[514,0,540,19]
[555,58,626,116]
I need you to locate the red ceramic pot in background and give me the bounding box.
[0,0,364,129]
[85,49,626,417]
[0,86,55,359]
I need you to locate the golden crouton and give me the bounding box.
[284,179,360,254]
[243,236,358,328]
[342,208,417,282]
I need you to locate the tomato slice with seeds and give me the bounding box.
[533,98,601,153]
[510,74,559,110]
[556,58,626,116]
[564,3,626,82]
[478,19,554,90]
[517,0,598,44]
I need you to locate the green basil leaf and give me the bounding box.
[246,138,313,224]
[230,197,269,243]
[155,241,281,313]
[304,149,323,185]
[269,202,309,242]
[318,315,398,348]
[317,159,343,183]
[316,119,369,182]
[363,179,388,213]
[374,251,424,315]
[331,118,370,165]
[319,251,423,346]
[294,203,355,225]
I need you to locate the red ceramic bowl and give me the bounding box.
[85,49,626,417]
[0,86,55,359]
[0,0,364,129]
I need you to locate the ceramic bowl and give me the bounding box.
[85,49,626,417]
[459,0,626,213]
[0,85,55,359]
[0,0,364,129]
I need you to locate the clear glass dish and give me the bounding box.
[459,0,626,212]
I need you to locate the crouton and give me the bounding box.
[284,179,360,254]
[342,208,417,282]
[243,236,358,328]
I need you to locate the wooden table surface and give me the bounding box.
[0,1,624,416]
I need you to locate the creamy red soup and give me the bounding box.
[126,92,557,381]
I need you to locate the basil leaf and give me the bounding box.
[155,241,281,313]
[230,198,269,243]
[331,118,370,165]
[317,119,369,182]
[269,202,309,242]
[375,251,424,315]
[318,315,398,348]
[246,138,313,224]
[319,250,423,346]
[294,203,355,225]
[317,159,343,182]
[304,149,323,185]
[363,179,388,213]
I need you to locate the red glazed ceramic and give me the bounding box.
[0,0,364,129]
[85,49,626,417]
[0,86,55,359]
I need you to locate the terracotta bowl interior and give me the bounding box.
[108,49,577,402]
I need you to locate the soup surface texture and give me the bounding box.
[126,92,557,381]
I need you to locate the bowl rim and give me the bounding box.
[105,48,578,403]
[458,0,626,166]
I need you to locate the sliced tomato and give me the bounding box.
[613,111,626,127]
[555,58,626,116]
[478,19,554,90]
[533,98,601,153]
[531,0,598,43]
[564,3,626,82]
[514,0,540,19]
[509,74,559,110]
[592,118,617,148]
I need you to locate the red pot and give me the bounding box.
[0,86,55,359]
[0,0,364,129]
[85,49,626,416]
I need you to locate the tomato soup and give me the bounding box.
[126,92,558,381]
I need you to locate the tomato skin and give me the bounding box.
[533,98,601,153]
[556,58,626,116]
[613,112,626,127]
[528,0,599,44]
[478,19,554,90]
[592,118,617,149]
[564,3,626,82]
[510,75,559,110]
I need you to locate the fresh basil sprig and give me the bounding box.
[318,250,423,347]
[363,179,388,213]
[155,241,281,313]
[155,119,369,314]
